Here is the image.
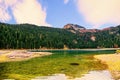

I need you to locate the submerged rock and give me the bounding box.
[70,63,79,66]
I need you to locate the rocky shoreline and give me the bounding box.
[0,50,52,62]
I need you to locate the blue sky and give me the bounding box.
[40,0,90,28]
[0,0,120,29]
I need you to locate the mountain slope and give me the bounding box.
[0,23,82,49]
[0,23,120,49]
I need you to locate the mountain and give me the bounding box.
[0,23,80,49]
[63,24,99,33]
[63,24,85,30]
[0,23,120,49]
[63,24,86,33]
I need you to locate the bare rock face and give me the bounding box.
[63,24,99,33]
[63,24,86,31]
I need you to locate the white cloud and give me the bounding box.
[0,7,11,22]
[0,0,12,22]
[0,0,50,26]
[64,0,69,4]
[76,0,120,28]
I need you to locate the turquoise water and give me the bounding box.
[32,49,115,56]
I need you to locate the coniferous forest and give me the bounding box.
[0,23,120,49]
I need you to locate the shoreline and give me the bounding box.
[1,48,120,51]
[0,50,52,63]
[29,48,120,52]
[94,54,120,80]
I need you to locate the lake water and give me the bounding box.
[0,50,115,80]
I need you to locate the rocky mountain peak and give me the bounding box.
[63,24,99,33]
[63,24,86,30]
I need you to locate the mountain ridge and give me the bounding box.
[63,23,116,33]
[0,22,120,49]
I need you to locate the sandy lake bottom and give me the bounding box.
[32,70,114,80]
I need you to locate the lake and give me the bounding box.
[0,50,115,80]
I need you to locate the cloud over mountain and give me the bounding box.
[0,0,50,26]
[76,0,120,28]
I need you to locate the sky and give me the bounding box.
[0,0,120,29]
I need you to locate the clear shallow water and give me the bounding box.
[0,50,115,80]
[31,50,115,79]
